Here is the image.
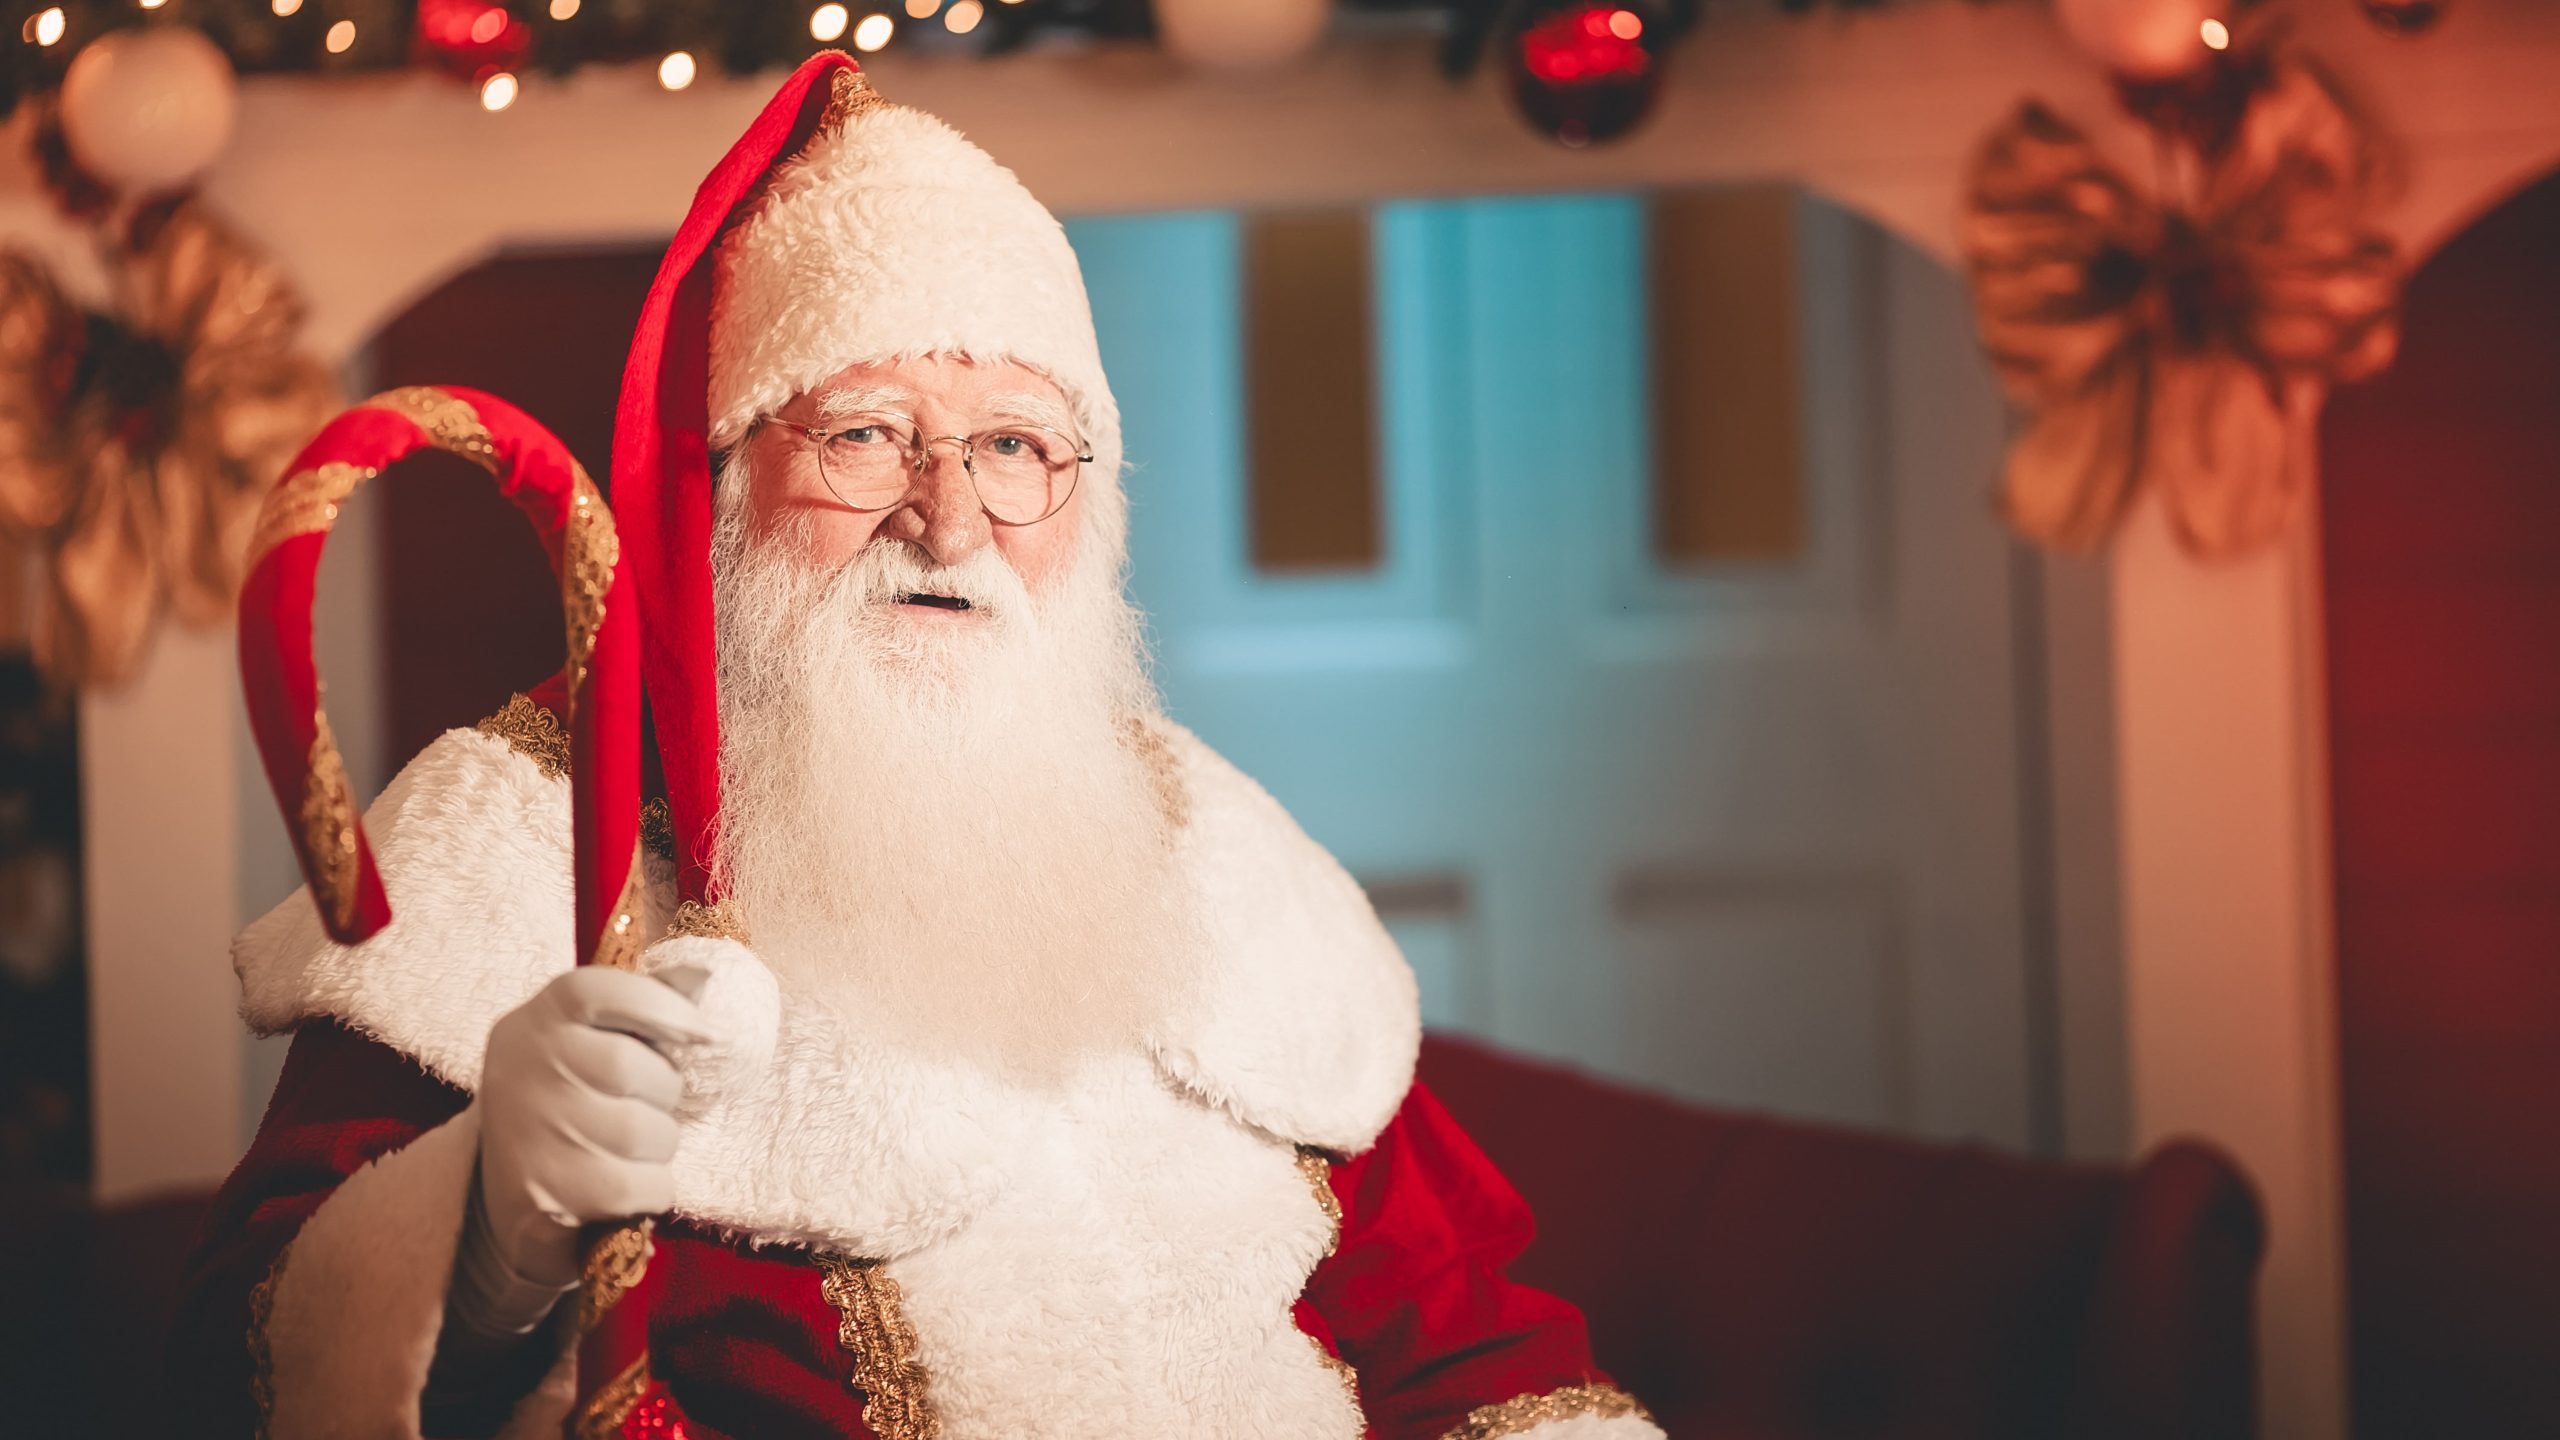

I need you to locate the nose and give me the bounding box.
[876,438,989,566]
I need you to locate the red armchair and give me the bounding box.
[1419,1033,2265,1439]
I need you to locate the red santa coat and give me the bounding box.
[166,703,1660,1440]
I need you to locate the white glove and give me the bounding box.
[430,962,712,1411]
[474,964,712,1286]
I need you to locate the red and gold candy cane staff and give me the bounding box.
[234,383,651,1427]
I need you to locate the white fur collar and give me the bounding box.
[233,720,1417,1255]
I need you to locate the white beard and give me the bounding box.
[709,470,1199,1084]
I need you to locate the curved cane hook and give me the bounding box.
[236,384,643,970]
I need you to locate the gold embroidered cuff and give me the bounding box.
[1443,1383,1656,1440]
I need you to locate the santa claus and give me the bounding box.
[168,54,1661,1440]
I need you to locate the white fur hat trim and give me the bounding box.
[706,103,1118,461]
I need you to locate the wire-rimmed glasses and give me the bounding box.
[754,410,1091,527]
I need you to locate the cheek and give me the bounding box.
[746,454,884,565]
[994,494,1082,590]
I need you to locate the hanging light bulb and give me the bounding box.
[480,71,519,110]
[811,3,849,41]
[853,12,894,50]
[658,50,696,90]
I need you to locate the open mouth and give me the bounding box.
[898,592,974,612]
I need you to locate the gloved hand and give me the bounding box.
[477,964,711,1276]
[437,964,712,1384]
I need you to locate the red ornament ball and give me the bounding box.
[1509,3,1662,148]
[417,0,532,80]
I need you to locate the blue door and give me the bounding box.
[1072,190,2044,1147]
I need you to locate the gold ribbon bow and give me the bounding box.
[0,201,336,687]
[1960,60,2401,559]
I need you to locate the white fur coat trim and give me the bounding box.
[707,103,1118,461]
[259,1104,576,1440]
[234,722,1418,1256]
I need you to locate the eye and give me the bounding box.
[831,424,891,446]
[982,429,1063,465]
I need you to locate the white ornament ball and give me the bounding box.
[2054,0,2218,80]
[59,26,239,193]
[1154,0,1328,72]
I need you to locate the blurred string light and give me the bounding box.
[549,0,580,18]
[852,12,893,50]
[945,0,980,33]
[480,70,517,109]
[904,0,938,18]
[138,0,166,10]
[324,18,355,52]
[811,3,849,42]
[24,7,66,46]
[469,6,507,44]
[272,0,304,16]
[2199,17,2230,49]
[657,49,695,89]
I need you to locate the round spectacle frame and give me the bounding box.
[754,410,1092,528]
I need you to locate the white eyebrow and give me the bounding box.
[808,384,918,421]
[981,391,1076,433]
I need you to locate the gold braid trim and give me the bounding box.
[561,474,618,705]
[1297,1147,1342,1259]
[364,385,499,474]
[575,1219,654,1333]
[818,67,891,133]
[246,461,374,569]
[818,1254,940,1440]
[301,706,360,934]
[592,844,648,973]
[477,693,571,779]
[245,1241,291,1440]
[640,796,674,861]
[1443,1384,1655,1440]
[666,898,749,944]
[575,1355,654,1440]
[1309,1332,1362,1413]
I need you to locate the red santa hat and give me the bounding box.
[615,53,1122,904]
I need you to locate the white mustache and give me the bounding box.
[849,539,1025,617]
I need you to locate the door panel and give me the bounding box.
[1073,187,2040,1146]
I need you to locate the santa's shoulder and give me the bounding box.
[1140,716,1423,1156]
